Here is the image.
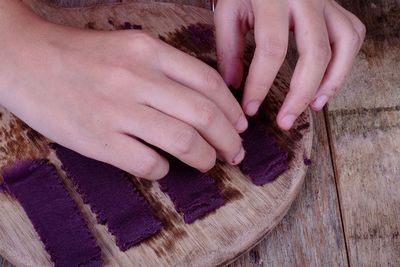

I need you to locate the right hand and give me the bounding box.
[0,5,247,180]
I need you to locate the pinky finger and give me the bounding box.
[105,134,169,180]
[311,3,363,111]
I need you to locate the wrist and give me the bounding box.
[0,1,50,102]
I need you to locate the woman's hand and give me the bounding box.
[214,0,366,130]
[0,1,247,180]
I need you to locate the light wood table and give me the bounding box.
[1,0,399,266]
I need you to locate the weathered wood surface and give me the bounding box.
[0,2,313,267]
[1,0,352,267]
[327,0,400,266]
[229,111,348,267]
[6,0,399,266]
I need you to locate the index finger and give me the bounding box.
[159,42,248,133]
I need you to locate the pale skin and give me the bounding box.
[0,0,365,180]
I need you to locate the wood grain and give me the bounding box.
[229,111,348,267]
[2,0,351,266]
[327,0,400,266]
[330,0,400,111]
[3,0,399,266]
[0,2,313,267]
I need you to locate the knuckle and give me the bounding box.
[202,149,217,171]
[204,67,224,92]
[130,32,159,54]
[325,77,347,96]
[288,88,315,112]
[216,49,226,65]
[134,155,159,178]
[325,87,339,97]
[347,30,362,49]
[257,38,287,61]
[305,40,331,63]
[356,21,367,41]
[195,100,218,128]
[173,128,198,155]
[317,43,332,62]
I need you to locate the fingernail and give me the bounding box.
[235,115,248,132]
[312,95,328,110]
[280,115,297,130]
[232,147,245,165]
[246,101,261,116]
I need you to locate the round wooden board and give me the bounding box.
[0,2,313,267]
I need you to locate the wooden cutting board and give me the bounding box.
[0,2,313,267]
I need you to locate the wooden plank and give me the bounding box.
[1,0,348,266]
[229,112,348,267]
[328,111,400,266]
[0,0,346,266]
[330,0,400,111]
[327,0,400,266]
[0,2,313,267]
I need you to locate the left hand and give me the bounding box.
[214,0,366,130]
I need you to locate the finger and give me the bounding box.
[242,0,289,116]
[101,134,169,180]
[213,0,248,89]
[159,41,248,133]
[116,105,217,172]
[277,2,331,130]
[311,3,363,111]
[331,0,366,46]
[138,77,245,165]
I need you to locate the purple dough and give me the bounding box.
[54,145,162,251]
[240,118,289,185]
[2,159,102,267]
[187,23,214,47]
[122,22,142,30]
[159,158,224,224]
[303,157,312,166]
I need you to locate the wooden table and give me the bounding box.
[1,0,399,266]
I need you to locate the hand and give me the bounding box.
[0,2,247,180]
[214,0,366,130]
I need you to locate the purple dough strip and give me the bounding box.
[240,118,289,185]
[159,158,224,224]
[54,145,162,251]
[2,159,102,267]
